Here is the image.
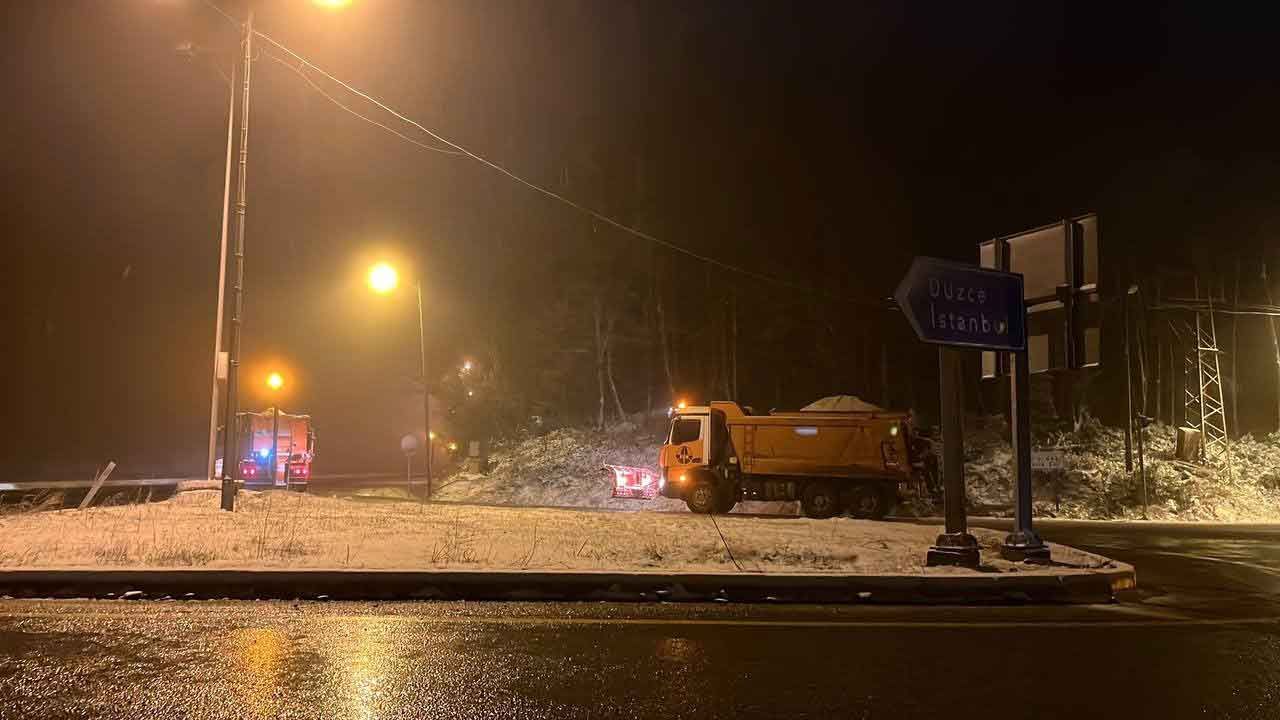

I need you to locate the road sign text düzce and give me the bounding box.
[894,257,1027,352]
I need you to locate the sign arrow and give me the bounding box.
[894,257,1027,352]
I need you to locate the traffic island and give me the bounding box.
[0,490,1133,603]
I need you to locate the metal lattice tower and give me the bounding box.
[1181,280,1229,462]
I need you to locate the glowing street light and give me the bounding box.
[266,371,284,391]
[312,0,354,8]
[367,262,399,295]
[368,261,433,498]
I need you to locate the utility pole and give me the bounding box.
[206,59,236,483]
[221,9,254,512]
[417,280,431,499]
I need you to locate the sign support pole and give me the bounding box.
[927,347,979,567]
[1002,349,1049,561]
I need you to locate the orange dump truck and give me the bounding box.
[658,397,928,519]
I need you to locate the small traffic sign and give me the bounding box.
[400,433,421,456]
[894,256,1027,352]
[1031,448,1065,472]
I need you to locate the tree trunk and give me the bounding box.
[880,340,890,408]
[718,295,732,400]
[1264,262,1280,431]
[1231,257,1240,436]
[1137,287,1149,416]
[658,300,676,402]
[593,296,606,430]
[730,291,738,402]
[605,315,626,422]
[1171,324,1180,427]
[644,246,655,415]
[1156,320,1164,425]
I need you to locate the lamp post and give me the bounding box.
[266,371,284,485]
[368,262,432,498]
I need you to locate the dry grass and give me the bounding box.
[0,490,1100,575]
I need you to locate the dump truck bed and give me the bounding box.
[715,402,910,481]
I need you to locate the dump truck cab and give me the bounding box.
[659,398,922,519]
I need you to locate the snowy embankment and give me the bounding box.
[0,490,1103,575]
[432,425,798,515]
[956,417,1280,522]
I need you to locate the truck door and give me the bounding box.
[666,414,710,472]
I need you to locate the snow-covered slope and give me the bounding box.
[434,426,798,514]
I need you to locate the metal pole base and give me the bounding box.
[1000,530,1050,563]
[220,477,236,512]
[927,532,981,568]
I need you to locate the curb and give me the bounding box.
[0,563,1135,604]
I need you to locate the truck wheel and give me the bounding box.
[846,482,889,520]
[686,480,718,514]
[800,482,840,519]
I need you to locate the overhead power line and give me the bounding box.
[261,50,462,156]
[200,1,887,308]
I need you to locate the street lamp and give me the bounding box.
[368,261,433,498]
[265,371,285,484]
[367,262,399,295]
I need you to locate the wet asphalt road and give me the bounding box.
[0,520,1278,719]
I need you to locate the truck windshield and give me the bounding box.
[670,418,701,445]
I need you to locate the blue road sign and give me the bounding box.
[894,256,1027,352]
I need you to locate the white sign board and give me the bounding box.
[1031,449,1065,472]
[400,434,420,455]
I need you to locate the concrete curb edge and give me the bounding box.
[0,562,1135,605]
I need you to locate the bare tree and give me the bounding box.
[1264,261,1280,431]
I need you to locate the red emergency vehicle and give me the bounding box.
[233,408,316,489]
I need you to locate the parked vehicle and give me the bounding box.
[233,408,315,490]
[658,396,927,519]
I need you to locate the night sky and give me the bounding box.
[5,1,1280,477]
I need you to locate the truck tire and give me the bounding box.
[686,480,718,514]
[846,482,889,520]
[800,482,840,519]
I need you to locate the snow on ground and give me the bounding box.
[0,490,1101,575]
[951,417,1280,522]
[427,417,1280,522]
[432,425,798,515]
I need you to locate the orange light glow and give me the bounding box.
[312,0,353,9]
[266,372,284,391]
